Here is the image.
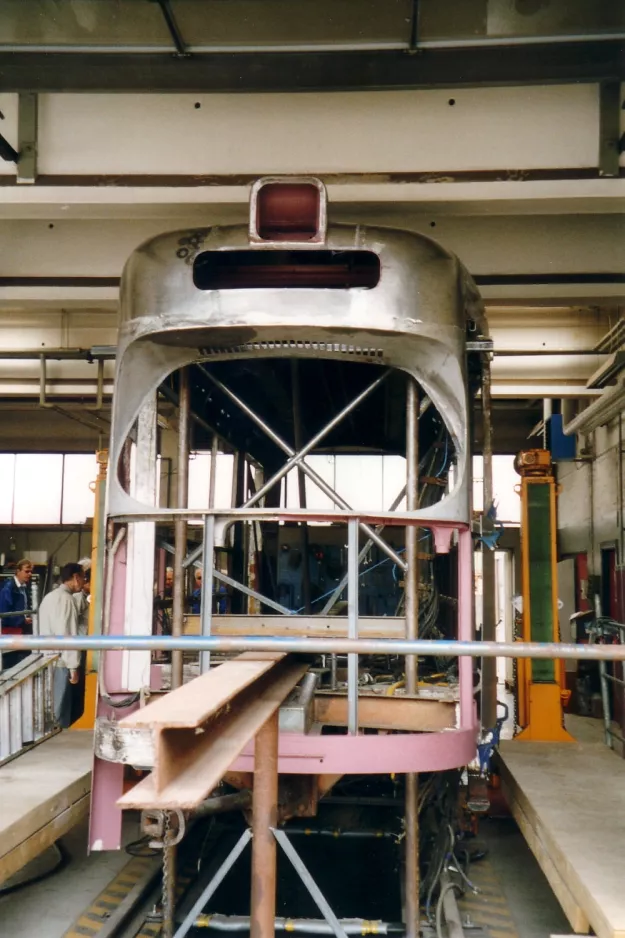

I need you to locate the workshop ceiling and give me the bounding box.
[0,0,623,91]
[0,2,623,457]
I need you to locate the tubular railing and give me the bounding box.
[0,653,59,764]
[2,634,625,661]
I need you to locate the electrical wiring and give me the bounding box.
[435,879,463,938]
[125,835,160,858]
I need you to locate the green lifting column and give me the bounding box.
[526,482,556,683]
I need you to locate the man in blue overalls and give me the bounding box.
[0,558,33,671]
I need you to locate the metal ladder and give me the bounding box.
[0,653,59,765]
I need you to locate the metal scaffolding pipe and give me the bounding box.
[251,711,279,938]
[404,378,419,938]
[172,366,190,691]
[404,377,419,695]
[347,519,359,735]
[285,827,396,839]
[195,916,404,934]
[5,634,625,661]
[481,356,497,730]
[194,790,252,817]
[403,772,419,938]
[291,360,312,615]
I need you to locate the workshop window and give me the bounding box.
[473,455,520,524]
[0,452,97,525]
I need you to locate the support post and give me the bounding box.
[199,516,215,674]
[232,454,247,614]
[199,434,218,674]
[405,377,419,694]
[347,519,359,735]
[17,92,37,184]
[598,81,621,178]
[291,361,312,614]
[72,450,108,730]
[404,376,419,938]
[481,356,497,731]
[172,367,189,691]
[251,711,279,938]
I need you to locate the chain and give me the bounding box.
[161,812,174,938]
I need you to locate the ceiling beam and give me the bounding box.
[0,41,623,93]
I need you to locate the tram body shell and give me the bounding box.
[89,181,485,851]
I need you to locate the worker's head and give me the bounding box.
[15,558,33,585]
[61,562,85,594]
[82,569,91,596]
[194,568,202,587]
[165,567,174,590]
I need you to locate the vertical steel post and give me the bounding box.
[199,434,219,674]
[291,361,312,614]
[404,376,419,938]
[481,356,497,730]
[347,518,359,735]
[172,366,190,692]
[199,516,215,675]
[405,377,419,694]
[209,433,218,509]
[16,92,38,184]
[250,711,279,938]
[168,370,189,936]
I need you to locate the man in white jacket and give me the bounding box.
[38,562,85,728]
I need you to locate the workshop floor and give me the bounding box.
[0,813,570,938]
[476,817,570,938]
[0,815,140,938]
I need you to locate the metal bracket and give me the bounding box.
[142,807,186,849]
[0,132,18,163]
[466,340,493,352]
[16,92,37,184]
[599,81,621,178]
[154,0,190,57]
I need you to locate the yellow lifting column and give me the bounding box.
[515,450,573,743]
[72,450,108,731]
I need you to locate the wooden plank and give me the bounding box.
[1,794,90,886]
[500,770,589,934]
[313,694,456,731]
[120,653,284,729]
[118,659,309,810]
[0,731,92,885]
[499,715,625,938]
[184,615,406,639]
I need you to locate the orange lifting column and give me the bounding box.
[514,450,573,743]
[72,450,108,732]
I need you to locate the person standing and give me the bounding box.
[38,562,85,728]
[190,567,203,614]
[0,558,34,670]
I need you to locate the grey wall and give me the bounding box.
[557,418,623,573]
[0,526,92,575]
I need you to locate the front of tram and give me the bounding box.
[89,178,487,938]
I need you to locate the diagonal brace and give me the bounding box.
[198,366,407,572]
[272,828,349,938]
[174,829,252,938]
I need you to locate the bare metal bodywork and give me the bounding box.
[108,222,483,525]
